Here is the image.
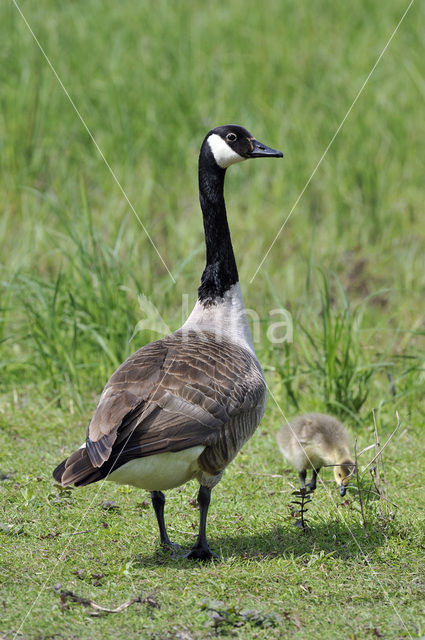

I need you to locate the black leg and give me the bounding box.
[308,468,320,491]
[185,486,218,561]
[150,491,180,550]
[298,470,307,489]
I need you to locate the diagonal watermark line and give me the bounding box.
[12,353,178,640]
[266,380,412,639]
[12,0,176,283]
[250,0,416,284]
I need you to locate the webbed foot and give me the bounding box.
[161,540,181,551]
[184,544,219,561]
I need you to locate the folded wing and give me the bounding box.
[55,330,265,487]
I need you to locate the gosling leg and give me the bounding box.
[308,468,321,491]
[150,490,180,550]
[298,470,307,490]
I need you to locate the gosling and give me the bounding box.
[276,413,355,496]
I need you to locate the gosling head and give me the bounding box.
[204,124,283,169]
[334,460,355,496]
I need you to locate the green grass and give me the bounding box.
[1,400,425,640]
[1,0,425,638]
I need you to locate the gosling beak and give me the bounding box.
[339,483,347,497]
[250,139,283,159]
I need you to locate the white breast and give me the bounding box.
[106,446,205,491]
[182,282,255,353]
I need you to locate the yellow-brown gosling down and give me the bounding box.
[276,413,355,496]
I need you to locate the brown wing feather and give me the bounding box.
[85,340,168,465]
[55,329,265,486]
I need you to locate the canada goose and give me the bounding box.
[276,413,354,496]
[53,125,283,560]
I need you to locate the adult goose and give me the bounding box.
[53,125,283,559]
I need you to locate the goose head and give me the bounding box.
[334,459,355,496]
[204,124,283,169]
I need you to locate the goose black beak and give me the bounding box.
[250,139,283,159]
[339,483,347,497]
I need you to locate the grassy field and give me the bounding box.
[1,0,425,638]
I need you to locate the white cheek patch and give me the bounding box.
[207,133,245,168]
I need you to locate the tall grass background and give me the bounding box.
[1,0,424,424]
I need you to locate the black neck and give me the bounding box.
[197,144,239,304]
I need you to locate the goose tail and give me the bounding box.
[52,447,102,487]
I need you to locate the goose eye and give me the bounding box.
[338,473,342,478]
[226,133,237,142]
